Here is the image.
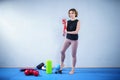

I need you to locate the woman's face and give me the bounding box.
[69,11,76,19]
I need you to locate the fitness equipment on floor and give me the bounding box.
[46,60,52,74]
[36,62,44,69]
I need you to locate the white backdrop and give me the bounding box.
[0,0,120,67]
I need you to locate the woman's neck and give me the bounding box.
[70,18,76,21]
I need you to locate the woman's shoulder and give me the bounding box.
[76,18,80,21]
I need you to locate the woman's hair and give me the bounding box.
[68,8,78,17]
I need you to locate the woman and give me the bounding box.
[60,8,80,74]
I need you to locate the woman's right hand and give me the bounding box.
[62,18,67,37]
[62,32,66,36]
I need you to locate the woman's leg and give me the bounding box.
[60,39,71,70]
[69,40,78,74]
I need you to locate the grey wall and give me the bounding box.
[0,0,120,67]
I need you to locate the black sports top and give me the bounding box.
[66,19,79,40]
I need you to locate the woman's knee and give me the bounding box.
[72,54,76,58]
[61,50,65,55]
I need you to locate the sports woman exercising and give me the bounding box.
[60,8,80,74]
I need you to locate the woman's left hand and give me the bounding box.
[65,29,67,33]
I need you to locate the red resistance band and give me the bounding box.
[62,19,67,33]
